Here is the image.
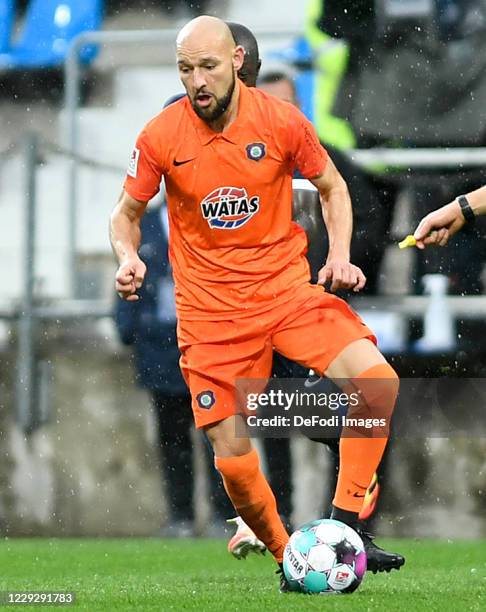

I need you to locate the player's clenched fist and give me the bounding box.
[115,257,146,301]
[317,259,366,293]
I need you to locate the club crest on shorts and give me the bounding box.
[246,142,266,161]
[197,390,215,410]
[200,186,260,229]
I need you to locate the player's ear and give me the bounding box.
[233,45,245,73]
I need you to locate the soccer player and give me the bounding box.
[110,16,404,588]
[414,186,486,248]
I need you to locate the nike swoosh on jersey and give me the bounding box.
[173,158,193,166]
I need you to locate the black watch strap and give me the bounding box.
[457,195,475,223]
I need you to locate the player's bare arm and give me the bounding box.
[110,190,148,301]
[414,185,486,249]
[310,158,366,292]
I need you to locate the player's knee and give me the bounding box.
[353,363,399,419]
[205,415,252,458]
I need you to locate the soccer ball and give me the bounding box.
[283,519,367,594]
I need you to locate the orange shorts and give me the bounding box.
[178,284,376,428]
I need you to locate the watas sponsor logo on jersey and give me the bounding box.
[200,186,260,229]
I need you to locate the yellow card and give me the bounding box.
[398,235,417,249]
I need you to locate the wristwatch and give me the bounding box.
[457,195,475,223]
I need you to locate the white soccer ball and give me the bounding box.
[283,519,367,594]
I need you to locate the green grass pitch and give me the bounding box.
[0,538,485,610]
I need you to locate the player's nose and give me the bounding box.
[192,68,208,90]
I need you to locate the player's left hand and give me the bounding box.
[317,260,366,293]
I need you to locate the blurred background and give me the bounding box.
[1,0,486,541]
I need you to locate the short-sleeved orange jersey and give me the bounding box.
[124,82,328,320]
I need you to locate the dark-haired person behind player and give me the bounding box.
[111,17,404,590]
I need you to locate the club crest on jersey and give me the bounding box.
[200,186,260,229]
[246,142,266,161]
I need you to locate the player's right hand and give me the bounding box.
[413,201,465,249]
[115,257,146,301]
[317,259,366,293]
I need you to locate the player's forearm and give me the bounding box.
[320,184,353,261]
[465,185,486,217]
[109,204,142,263]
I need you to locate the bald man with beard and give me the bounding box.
[110,16,404,590]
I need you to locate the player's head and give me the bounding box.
[226,22,261,87]
[176,16,244,123]
[257,70,298,106]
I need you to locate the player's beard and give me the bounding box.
[192,73,236,123]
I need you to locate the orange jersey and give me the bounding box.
[124,82,328,320]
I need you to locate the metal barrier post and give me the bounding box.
[65,42,82,298]
[16,132,38,431]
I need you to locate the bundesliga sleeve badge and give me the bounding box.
[127,147,140,178]
[246,142,266,162]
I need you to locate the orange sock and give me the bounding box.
[215,448,289,562]
[333,363,399,513]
